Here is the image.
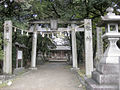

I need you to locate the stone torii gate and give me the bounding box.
[29,19,93,76]
[3,19,93,76]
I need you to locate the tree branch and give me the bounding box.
[51,4,61,18]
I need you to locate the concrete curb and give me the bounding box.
[71,69,87,89]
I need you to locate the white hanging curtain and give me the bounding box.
[14,27,17,32]
[26,32,29,36]
[21,30,23,35]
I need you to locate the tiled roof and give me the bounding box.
[50,46,71,51]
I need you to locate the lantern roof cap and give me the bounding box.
[101,7,120,20]
[97,7,120,26]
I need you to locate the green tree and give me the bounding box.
[0,33,3,60]
[37,34,56,61]
[0,0,118,68]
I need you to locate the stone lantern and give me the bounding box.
[86,7,120,90]
[101,7,120,64]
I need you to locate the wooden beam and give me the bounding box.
[35,28,84,32]
[29,21,50,24]
[29,20,84,24]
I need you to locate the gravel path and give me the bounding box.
[1,62,83,90]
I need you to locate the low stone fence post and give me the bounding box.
[3,20,12,74]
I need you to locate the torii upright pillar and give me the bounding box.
[71,24,78,69]
[31,25,38,69]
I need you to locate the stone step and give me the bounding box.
[97,63,119,74]
[92,71,119,85]
[86,78,118,90]
[13,67,25,75]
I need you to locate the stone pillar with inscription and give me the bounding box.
[96,27,103,59]
[95,27,103,66]
[3,20,12,74]
[71,24,78,69]
[31,25,38,69]
[84,19,93,76]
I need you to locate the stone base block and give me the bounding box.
[86,63,119,90]
[92,71,119,85]
[71,68,80,71]
[97,63,119,74]
[86,78,118,90]
[13,67,25,75]
[29,67,37,70]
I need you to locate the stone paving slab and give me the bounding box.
[1,62,83,90]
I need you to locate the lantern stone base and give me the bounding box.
[85,63,119,90]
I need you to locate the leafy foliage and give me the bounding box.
[0,33,3,60]
[0,0,119,68]
[37,35,56,55]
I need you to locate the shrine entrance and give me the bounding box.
[3,19,93,76]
